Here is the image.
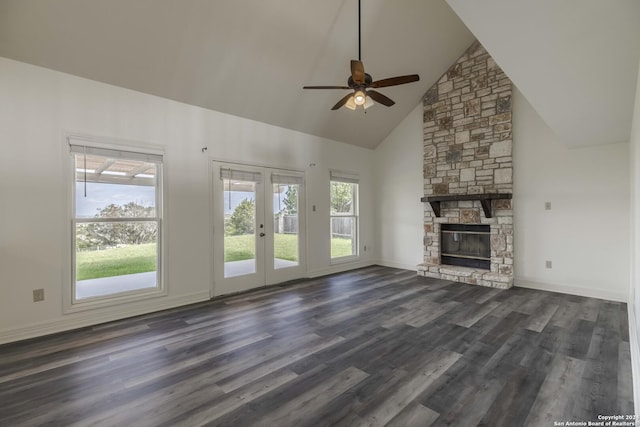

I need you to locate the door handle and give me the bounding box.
[259,232,266,237]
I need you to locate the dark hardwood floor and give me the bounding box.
[0,266,633,426]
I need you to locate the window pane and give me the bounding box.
[330,182,354,215]
[75,221,158,299]
[223,179,257,278]
[75,154,157,219]
[273,184,299,269]
[331,217,356,258]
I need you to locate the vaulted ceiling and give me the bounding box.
[447,0,640,148]
[0,0,474,149]
[0,1,638,149]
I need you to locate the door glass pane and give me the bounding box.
[273,183,299,269]
[223,179,257,278]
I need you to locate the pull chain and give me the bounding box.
[83,145,87,197]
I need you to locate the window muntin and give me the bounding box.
[71,145,162,302]
[330,175,359,259]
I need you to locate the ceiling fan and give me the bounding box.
[303,0,420,111]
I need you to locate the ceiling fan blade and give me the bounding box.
[303,85,351,90]
[351,60,366,85]
[370,74,420,88]
[331,93,354,110]
[367,90,395,107]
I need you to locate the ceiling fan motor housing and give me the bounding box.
[347,73,373,89]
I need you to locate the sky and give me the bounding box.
[76,183,293,217]
[76,182,155,217]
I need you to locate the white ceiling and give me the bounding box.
[0,0,475,149]
[3,1,638,150]
[447,0,640,147]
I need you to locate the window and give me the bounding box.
[70,142,163,303]
[330,171,359,260]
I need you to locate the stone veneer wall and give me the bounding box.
[417,41,514,289]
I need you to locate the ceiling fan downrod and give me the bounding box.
[358,0,361,61]
[302,0,420,111]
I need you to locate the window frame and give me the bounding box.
[329,170,359,263]
[64,134,167,313]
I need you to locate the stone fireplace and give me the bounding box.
[417,41,514,289]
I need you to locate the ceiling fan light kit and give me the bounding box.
[303,0,420,111]
[344,93,374,111]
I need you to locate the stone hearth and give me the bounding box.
[417,41,513,289]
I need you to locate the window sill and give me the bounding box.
[330,255,360,266]
[64,286,167,314]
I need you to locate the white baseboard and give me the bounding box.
[374,259,419,272]
[307,260,376,278]
[628,303,640,417]
[0,291,210,345]
[514,277,628,303]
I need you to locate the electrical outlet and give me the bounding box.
[33,288,44,302]
[545,202,552,210]
[545,260,552,269]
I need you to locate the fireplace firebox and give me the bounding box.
[440,224,490,270]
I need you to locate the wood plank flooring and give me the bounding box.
[0,266,634,426]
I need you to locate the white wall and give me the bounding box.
[374,88,630,302]
[0,58,375,343]
[628,58,640,415]
[373,103,424,270]
[513,88,630,302]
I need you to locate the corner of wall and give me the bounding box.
[628,57,640,416]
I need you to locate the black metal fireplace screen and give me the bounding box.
[440,224,490,270]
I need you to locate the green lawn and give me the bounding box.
[76,243,157,281]
[75,235,354,281]
[330,237,354,259]
[224,233,298,262]
[224,233,353,261]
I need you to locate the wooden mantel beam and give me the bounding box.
[420,193,512,219]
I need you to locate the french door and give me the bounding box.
[212,161,306,295]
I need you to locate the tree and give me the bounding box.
[226,199,255,236]
[76,202,157,250]
[283,185,298,215]
[330,182,354,213]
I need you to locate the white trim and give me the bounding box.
[514,276,628,302]
[65,286,169,314]
[628,302,640,417]
[376,259,419,271]
[308,260,374,278]
[63,131,168,313]
[0,291,210,345]
[330,253,360,265]
[209,156,304,176]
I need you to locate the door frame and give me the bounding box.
[210,159,307,297]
